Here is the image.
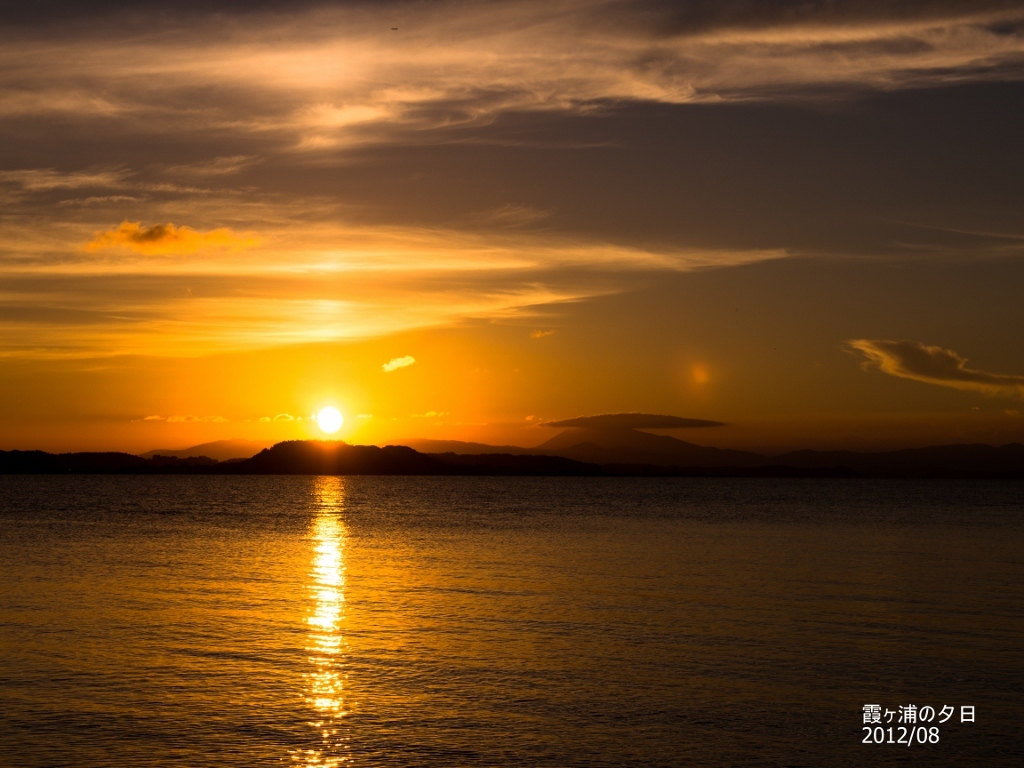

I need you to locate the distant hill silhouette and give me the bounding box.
[3,437,1024,477]
[0,442,603,476]
[232,441,446,474]
[401,438,537,455]
[140,439,270,462]
[0,450,215,473]
[229,441,603,475]
[404,429,765,466]
[399,430,1024,478]
[533,427,765,467]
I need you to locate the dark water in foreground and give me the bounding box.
[1,476,1022,767]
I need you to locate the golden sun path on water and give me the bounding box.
[295,476,350,767]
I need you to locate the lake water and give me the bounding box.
[1,476,1022,766]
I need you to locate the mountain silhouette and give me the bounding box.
[533,427,764,467]
[0,450,211,473]
[140,439,270,461]
[2,450,147,473]
[3,438,1024,477]
[225,441,601,475]
[402,430,763,466]
[0,442,601,476]
[398,431,1024,477]
[399,438,536,455]
[232,441,445,474]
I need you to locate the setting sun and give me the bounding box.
[317,407,343,434]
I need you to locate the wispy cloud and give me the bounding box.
[3,3,1024,150]
[85,221,260,256]
[848,339,1024,397]
[475,204,551,229]
[0,212,783,358]
[3,2,1022,361]
[530,329,556,339]
[164,156,262,177]
[543,413,726,429]
[382,355,415,372]
[0,168,129,191]
[58,195,143,207]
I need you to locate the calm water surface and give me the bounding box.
[1,476,1023,766]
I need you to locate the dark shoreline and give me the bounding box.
[3,440,1024,479]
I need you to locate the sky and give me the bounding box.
[2,0,1024,453]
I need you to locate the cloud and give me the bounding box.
[0,222,781,358]
[543,413,727,429]
[84,221,260,256]
[4,4,1024,151]
[5,2,1024,361]
[848,339,1024,397]
[357,413,373,419]
[530,330,556,339]
[272,413,296,421]
[259,416,271,422]
[382,355,415,372]
[0,168,129,191]
[476,204,551,228]
[164,156,262,177]
[57,195,143,207]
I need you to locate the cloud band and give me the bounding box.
[848,339,1024,396]
[543,413,726,429]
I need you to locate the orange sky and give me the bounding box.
[2,1,1024,454]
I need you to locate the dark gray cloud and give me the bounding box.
[5,1,1021,29]
[543,413,726,429]
[647,0,1024,31]
[3,0,1024,360]
[849,339,1024,395]
[0,0,342,28]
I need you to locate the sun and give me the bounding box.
[317,407,343,434]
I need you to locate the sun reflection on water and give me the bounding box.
[294,476,350,766]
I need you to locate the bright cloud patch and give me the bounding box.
[849,339,1024,397]
[382,355,415,372]
[85,221,260,255]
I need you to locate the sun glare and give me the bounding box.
[317,407,343,434]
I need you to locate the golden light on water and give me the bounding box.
[295,476,350,766]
